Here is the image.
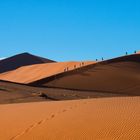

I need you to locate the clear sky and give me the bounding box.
[0,0,140,61]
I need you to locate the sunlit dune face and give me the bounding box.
[0,61,95,84]
[0,97,140,140]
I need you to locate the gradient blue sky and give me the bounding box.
[0,0,140,61]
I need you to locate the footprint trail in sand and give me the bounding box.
[10,100,87,140]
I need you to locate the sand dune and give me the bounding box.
[0,53,139,140]
[0,52,55,74]
[0,97,140,140]
[1,80,120,104]
[0,80,49,104]
[0,61,95,84]
[30,54,140,95]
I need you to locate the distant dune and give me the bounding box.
[0,61,95,84]
[30,54,140,96]
[0,97,140,140]
[0,52,55,73]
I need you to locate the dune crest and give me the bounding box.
[0,61,95,84]
[0,52,55,74]
[30,54,140,95]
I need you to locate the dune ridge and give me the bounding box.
[0,61,95,84]
[29,54,140,95]
[0,52,55,74]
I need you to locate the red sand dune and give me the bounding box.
[0,97,140,140]
[0,79,119,104]
[0,52,55,74]
[30,54,140,95]
[0,61,95,84]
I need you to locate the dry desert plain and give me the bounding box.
[0,53,140,140]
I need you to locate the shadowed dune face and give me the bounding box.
[0,53,55,74]
[0,80,48,104]
[30,54,140,95]
[0,97,140,140]
[0,61,95,84]
[1,80,121,104]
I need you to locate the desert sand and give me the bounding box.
[30,54,140,95]
[0,97,140,140]
[0,53,140,140]
[0,52,55,74]
[1,80,122,104]
[0,61,95,84]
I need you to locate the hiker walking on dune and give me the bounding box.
[82,62,84,66]
[66,67,69,71]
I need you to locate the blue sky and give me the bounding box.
[0,0,140,61]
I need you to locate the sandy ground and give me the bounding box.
[0,61,95,84]
[0,97,140,140]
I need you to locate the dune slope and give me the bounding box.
[0,80,122,104]
[0,80,49,104]
[30,54,140,95]
[0,52,55,73]
[0,61,95,84]
[0,97,140,140]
